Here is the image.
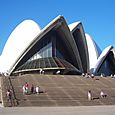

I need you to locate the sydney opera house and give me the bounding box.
[0,15,114,76]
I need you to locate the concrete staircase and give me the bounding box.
[1,74,115,107]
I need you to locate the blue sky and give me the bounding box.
[0,0,115,55]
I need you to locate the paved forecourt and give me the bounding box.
[0,105,115,115]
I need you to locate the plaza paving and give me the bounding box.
[0,106,115,115]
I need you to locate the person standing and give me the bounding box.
[25,82,29,94]
[88,90,92,101]
[6,89,13,106]
[30,84,34,94]
[36,86,40,94]
[22,85,26,94]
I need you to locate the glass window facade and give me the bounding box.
[28,42,52,61]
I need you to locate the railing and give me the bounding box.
[3,76,19,107]
[0,77,3,106]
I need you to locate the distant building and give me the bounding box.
[0,15,114,76]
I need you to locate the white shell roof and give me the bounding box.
[0,20,41,73]
[68,21,81,31]
[10,15,83,74]
[93,45,113,74]
[85,33,101,71]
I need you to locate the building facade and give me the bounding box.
[0,15,114,76]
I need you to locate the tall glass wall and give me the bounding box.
[28,42,52,62]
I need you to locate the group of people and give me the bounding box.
[111,74,115,78]
[22,82,40,95]
[88,90,107,101]
[82,73,95,78]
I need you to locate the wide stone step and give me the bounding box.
[2,74,115,107]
